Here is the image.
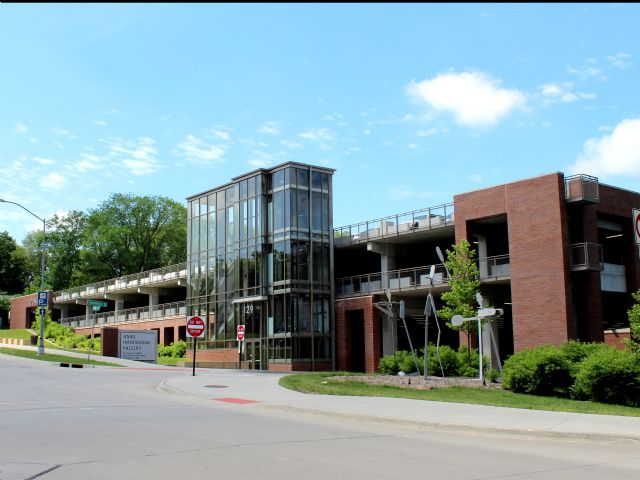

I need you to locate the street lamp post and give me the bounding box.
[0,198,46,355]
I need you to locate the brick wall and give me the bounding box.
[455,173,573,351]
[335,296,380,373]
[9,293,38,329]
[101,327,119,357]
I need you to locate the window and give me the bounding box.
[274,191,284,231]
[273,170,285,189]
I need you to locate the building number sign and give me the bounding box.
[244,304,254,314]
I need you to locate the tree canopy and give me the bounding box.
[19,194,187,291]
[0,231,28,294]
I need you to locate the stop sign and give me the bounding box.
[186,316,206,338]
[237,324,245,342]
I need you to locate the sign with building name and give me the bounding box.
[119,330,157,363]
[634,209,640,245]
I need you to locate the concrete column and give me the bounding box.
[367,242,396,290]
[477,234,488,277]
[60,305,69,320]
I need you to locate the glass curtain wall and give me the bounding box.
[187,163,333,369]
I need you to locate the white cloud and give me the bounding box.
[469,174,483,183]
[407,71,526,128]
[174,135,225,165]
[281,140,303,149]
[93,120,109,126]
[363,129,371,135]
[538,82,595,105]
[108,137,159,175]
[606,52,633,69]
[51,127,77,139]
[407,143,419,150]
[258,122,281,135]
[211,128,230,141]
[14,123,27,134]
[72,153,103,172]
[387,185,435,201]
[566,63,607,81]
[570,118,640,176]
[299,127,336,142]
[38,172,67,190]
[33,156,55,165]
[417,127,449,137]
[248,153,275,168]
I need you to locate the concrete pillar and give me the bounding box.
[60,305,69,320]
[368,242,397,357]
[477,234,488,277]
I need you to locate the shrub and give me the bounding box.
[158,340,188,358]
[572,347,640,406]
[502,345,573,397]
[560,340,608,364]
[486,368,501,383]
[170,340,187,358]
[378,345,485,377]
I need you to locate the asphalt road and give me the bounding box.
[1,354,639,480]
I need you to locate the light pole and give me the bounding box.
[0,198,46,355]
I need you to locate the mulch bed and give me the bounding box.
[330,375,502,390]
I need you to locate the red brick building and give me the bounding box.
[334,173,639,372]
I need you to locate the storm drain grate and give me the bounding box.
[204,385,228,388]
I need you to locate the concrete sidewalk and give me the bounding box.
[160,370,640,443]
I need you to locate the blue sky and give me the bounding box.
[1,3,640,243]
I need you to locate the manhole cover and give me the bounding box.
[204,385,228,388]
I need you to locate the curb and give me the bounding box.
[259,403,640,445]
[157,378,640,446]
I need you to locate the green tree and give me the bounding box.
[0,231,29,293]
[46,211,86,290]
[437,239,481,364]
[625,289,640,356]
[20,230,46,293]
[78,193,187,282]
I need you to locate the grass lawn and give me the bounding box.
[0,347,123,367]
[279,372,640,418]
[157,356,186,366]
[0,329,68,349]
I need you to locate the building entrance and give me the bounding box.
[236,300,266,370]
[243,339,263,370]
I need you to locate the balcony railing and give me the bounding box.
[60,300,186,328]
[335,255,510,298]
[565,174,599,204]
[333,203,454,247]
[569,242,603,271]
[53,263,187,303]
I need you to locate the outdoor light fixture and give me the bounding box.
[606,234,623,239]
[0,198,46,355]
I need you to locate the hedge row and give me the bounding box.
[32,315,100,351]
[502,341,640,407]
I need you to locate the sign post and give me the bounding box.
[237,325,245,369]
[86,299,108,362]
[186,316,206,376]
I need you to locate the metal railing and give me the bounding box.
[333,203,454,246]
[335,255,510,297]
[569,242,603,271]
[565,174,599,203]
[60,300,186,328]
[53,263,187,303]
